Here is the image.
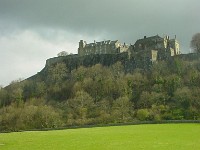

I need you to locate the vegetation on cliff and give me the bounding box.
[1,56,200,131]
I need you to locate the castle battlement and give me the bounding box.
[78,40,129,56]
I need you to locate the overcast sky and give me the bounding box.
[0,0,199,87]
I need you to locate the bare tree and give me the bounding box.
[57,51,68,57]
[190,33,200,53]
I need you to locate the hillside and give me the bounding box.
[1,52,200,131]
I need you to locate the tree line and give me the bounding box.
[1,57,200,131]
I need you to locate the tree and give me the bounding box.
[12,87,24,107]
[47,63,68,84]
[0,88,8,107]
[96,99,112,123]
[111,96,133,122]
[164,74,182,97]
[138,91,168,108]
[110,61,124,78]
[125,72,148,105]
[57,51,68,57]
[173,86,191,109]
[66,91,95,125]
[72,66,87,82]
[190,33,200,53]
[136,109,149,121]
[0,103,63,131]
[0,104,22,131]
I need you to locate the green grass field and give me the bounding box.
[0,123,200,150]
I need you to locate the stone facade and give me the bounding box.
[78,40,129,56]
[131,49,158,62]
[130,35,180,60]
[169,38,180,55]
[78,35,181,62]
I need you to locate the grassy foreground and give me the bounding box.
[0,123,200,150]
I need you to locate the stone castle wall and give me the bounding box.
[78,40,129,56]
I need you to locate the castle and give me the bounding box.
[45,34,182,72]
[78,40,129,56]
[78,35,181,61]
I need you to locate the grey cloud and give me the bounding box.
[0,0,198,31]
[0,0,200,85]
[1,0,199,52]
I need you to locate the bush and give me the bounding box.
[136,109,150,121]
[0,103,63,131]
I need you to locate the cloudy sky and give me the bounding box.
[0,0,199,86]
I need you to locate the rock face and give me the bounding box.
[45,52,200,77]
[26,52,200,87]
[44,52,156,75]
[46,52,130,72]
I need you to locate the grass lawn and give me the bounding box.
[0,123,200,150]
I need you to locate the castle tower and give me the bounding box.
[169,38,180,55]
[78,40,86,56]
